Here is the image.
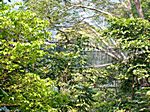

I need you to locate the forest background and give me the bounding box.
[0,0,150,111]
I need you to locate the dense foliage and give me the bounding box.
[102,17,150,111]
[0,0,150,112]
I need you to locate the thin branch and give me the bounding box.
[45,40,119,60]
[110,38,127,60]
[77,14,101,24]
[89,28,124,60]
[0,104,19,107]
[85,43,119,60]
[57,29,71,44]
[72,5,113,17]
[85,63,112,68]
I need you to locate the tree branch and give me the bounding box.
[84,63,112,68]
[72,5,113,17]
[0,104,19,107]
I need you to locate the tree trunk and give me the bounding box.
[134,0,144,18]
[127,0,133,17]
